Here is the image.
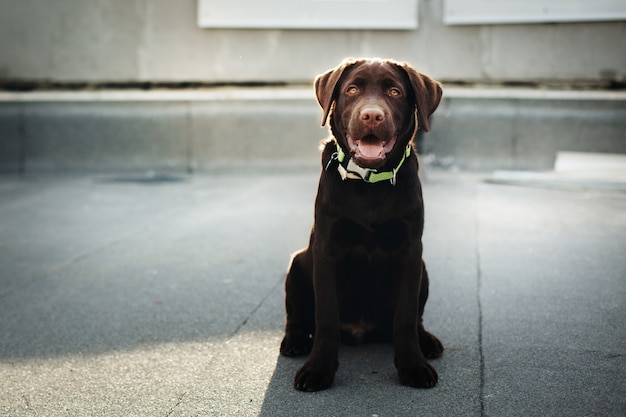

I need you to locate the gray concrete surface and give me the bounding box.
[0,167,624,416]
[2,87,625,174]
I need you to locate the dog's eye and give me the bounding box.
[346,86,359,95]
[389,88,401,97]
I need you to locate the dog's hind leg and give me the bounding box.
[280,248,315,356]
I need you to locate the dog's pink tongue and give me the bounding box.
[358,142,383,158]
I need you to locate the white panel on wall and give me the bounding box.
[444,0,626,25]
[198,0,419,30]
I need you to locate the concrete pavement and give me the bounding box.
[0,167,624,416]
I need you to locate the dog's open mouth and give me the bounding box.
[347,134,397,167]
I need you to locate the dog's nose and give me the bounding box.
[360,107,385,125]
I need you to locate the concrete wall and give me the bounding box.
[1,0,625,84]
[1,1,624,174]
[2,88,624,174]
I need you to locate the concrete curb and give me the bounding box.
[1,87,625,173]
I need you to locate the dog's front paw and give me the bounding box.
[397,360,438,389]
[280,331,313,356]
[293,360,337,392]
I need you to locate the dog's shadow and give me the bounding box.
[259,343,431,416]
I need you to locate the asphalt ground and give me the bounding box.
[0,167,624,416]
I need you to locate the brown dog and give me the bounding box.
[280,58,443,391]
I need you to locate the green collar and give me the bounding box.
[329,141,411,186]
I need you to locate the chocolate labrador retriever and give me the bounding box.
[280,58,443,392]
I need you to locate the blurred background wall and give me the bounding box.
[0,0,625,174]
[1,0,624,85]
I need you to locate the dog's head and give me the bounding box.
[315,58,442,169]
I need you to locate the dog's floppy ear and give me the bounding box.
[395,63,442,132]
[314,58,362,127]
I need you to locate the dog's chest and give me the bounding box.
[331,216,409,254]
[332,217,405,323]
[335,248,395,344]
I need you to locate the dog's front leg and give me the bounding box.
[393,252,439,388]
[293,251,340,392]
